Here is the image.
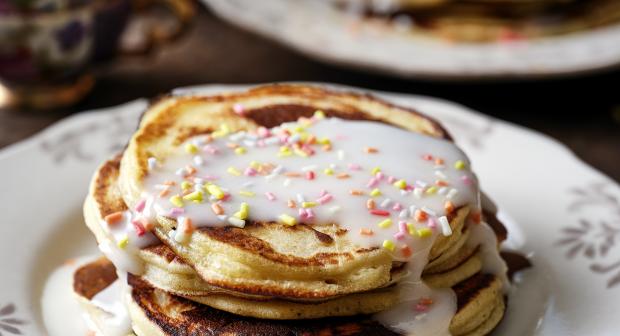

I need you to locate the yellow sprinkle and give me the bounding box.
[278,146,292,157]
[279,214,297,226]
[371,167,381,175]
[314,110,326,119]
[185,143,198,154]
[294,148,308,157]
[370,188,382,197]
[382,240,395,251]
[234,202,249,220]
[212,124,231,138]
[302,201,317,208]
[377,219,392,228]
[324,168,334,175]
[293,126,305,133]
[169,195,184,207]
[235,147,247,155]
[318,137,331,145]
[393,179,407,189]
[425,186,438,195]
[239,190,255,197]
[454,160,466,170]
[182,191,203,203]
[181,181,192,191]
[406,223,416,235]
[417,228,433,238]
[227,167,241,176]
[249,161,260,169]
[206,185,225,200]
[117,236,129,249]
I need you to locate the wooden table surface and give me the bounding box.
[1,7,619,182]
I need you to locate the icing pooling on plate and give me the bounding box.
[101,115,504,335]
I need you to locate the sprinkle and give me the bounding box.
[175,168,188,177]
[181,181,192,191]
[438,187,449,195]
[117,236,129,249]
[439,216,452,236]
[336,173,350,179]
[365,199,376,210]
[401,245,412,257]
[461,175,473,185]
[427,218,437,228]
[305,208,316,220]
[319,189,328,197]
[422,154,433,161]
[323,168,334,175]
[206,185,225,200]
[364,147,378,154]
[233,103,245,115]
[279,214,297,226]
[211,203,224,215]
[105,212,125,226]
[421,206,436,216]
[406,223,416,235]
[371,209,390,216]
[382,240,395,251]
[409,205,417,215]
[399,209,409,219]
[168,207,184,217]
[234,147,247,155]
[414,209,427,222]
[417,228,433,238]
[446,188,459,200]
[349,189,364,196]
[284,172,301,178]
[413,188,423,199]
[305,171,315,180]
[471,211,482,224]
[131,218,147,236]
[380,198,392,208]
[181,217,194,234]
[444,201,455,214]
[244,167,257,176]
[387,176,396,184]
[348,163,362,170]
[328,206,341,213]
[435,158,444,165]
[376,172,385,180]
[302,201,317,208]
[227,167,241,176]
[317,194,333,204]
[193,156,205,166]
[239,190,255,197]
[370,188,382,197]
[169,195,184,207]
[360,228,374,236]
[398,221,408,233]
[454,160,466,170]
[283,178,291,187]
[147,157,158,170]
[435,170,448,179]
[425,186,438,195]
[234,202,250,220]
[394,231,406,240]
[314,110,326,119]
[287,200,297,208]
[182,191,203,203]
[185,143,199,154]
[393,179,407,189]
[371,167,381,175]
[185,165,197,175]
[366,177,379,188]
[392,203,403,211]
[228,217,246,228]
[415,180,428,188]
[436,180,449,187]
[217,215,227,221]
[337,150,345,160]
[378,218,392,228]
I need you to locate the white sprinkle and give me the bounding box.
[228,217,246,228]
[243,140,256,148]
[229,131,245,142]
[421,206,436,216]
[283,178,291,187]
[328,206,341,214]
[288,134,301,144]
[438,187,449,195]
[192,137,207,146]
[272,165,284,175]
[193,177,205,185]
[147,157,158,170]
[329,163,338,169]
[413,188,423,199]
[446,188,459,200]
[193,156,205,166]
[337,150,345,161]
[242,181,255,188]
[409,205,417,216]
[264,137,280,145]
[296,193,305,203]
[174,230,190,244]
[415,180,428,188]
[175,168,187,177]
[399,209,409,219]
[209,195,218,201]
[265,174,277,181]
[435,170,447,179]
[380,198,392,208]
[301,165,318,172]
[194,183,204,192]
[217,215,227,221]
[439,216,452,236]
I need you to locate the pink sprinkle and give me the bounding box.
[306,171,315,180]
[366,177,379,188]
[405,185,414,191]
[265,192,276,201]
[319,189,328,197]
[387,176,396,183]
[376,172,385,180]
[132,218,146,236]
[398,221,408,233]
[134,199,146,212]
[222,193,231,201]
[203,174,219,181]
[257,140,266,147]
[392,203,403,211]
[298,208,307,219]
[204,145,219,154]
[258,127,270,137]
[394,232,406,241]
[415,304,429,312]
[348,163,362,171]
[306,208,315,220]
[168,208,185,217]
[461,175,472,185]
[244,167,257,176]
[279,135,288,143]
[427,218,437,229]
[317,194,333,204]
[233,103,245,115]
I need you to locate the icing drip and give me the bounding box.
[90,279,132,336]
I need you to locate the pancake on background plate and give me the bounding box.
[74,84,519,336]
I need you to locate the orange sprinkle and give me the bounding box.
[144,221,155,232]
[336,173,350,179]
[419,298,434,305]
[163,180,176,186]
[287,200,297,208]
[436,180,449,186]
[360,228,374,236]
[435,158,444,165]
[401,245,412,258]
[185,165,196,175]
[414,209,428,222]
[285,172,302,177]
[444,201,455,214]
[211,203,224,215]
[322,143,332,151]
[471,211,482,224]
[183,218,194,234]
[307,135,317,144]
[226,142,239,149]
[349,189,364,196]
[366,199,376,210]
[159,187,170,198]
[364,147,378,154]
[104,212,124,225]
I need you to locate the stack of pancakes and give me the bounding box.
[74,84,511,336]
[339,0,620,41]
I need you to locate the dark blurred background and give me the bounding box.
[1,6,618,181]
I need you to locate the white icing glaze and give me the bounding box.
[90,278,132,336]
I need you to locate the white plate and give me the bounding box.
[201,0,620,79]
[1,84,618,335]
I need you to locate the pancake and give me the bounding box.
[74,257,506,336]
